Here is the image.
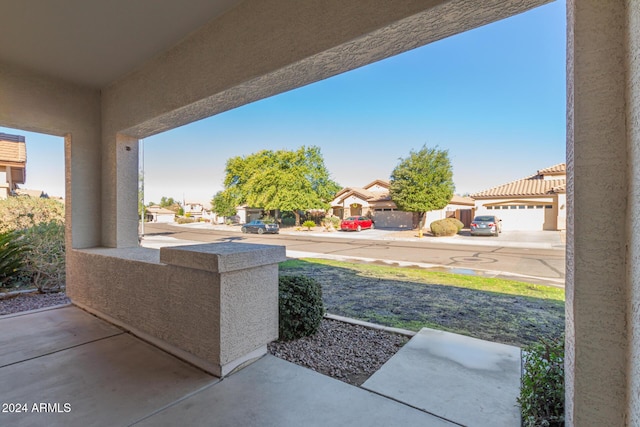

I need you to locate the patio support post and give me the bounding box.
[566,0,634,423]
[100,133,140,248]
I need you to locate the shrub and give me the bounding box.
[0,197,64,233]
[322,216,340,231]
[429,218,458,236]
[262,216,276,224]
[445,217,464,232]
[20,221,66,293]
[518,336,565,427]
[176,217,195,224]
[278,275,325,341]
[0,230,28,287]
[282,217,296,226]
[302,220,316,231]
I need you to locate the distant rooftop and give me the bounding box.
[471,163,566,198]
[0,132,25,143]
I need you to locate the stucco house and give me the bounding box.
[331,180,475,228]
[1,1,639,423]
[0,132,26,199]
[145,205,176,223]
[471,163,566,231]
[183,201,205,219]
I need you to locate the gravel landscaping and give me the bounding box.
[0,291,71,315]
[268,318,408,386]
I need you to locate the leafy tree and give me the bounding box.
[390,145,455,237]
[158,196,182,215]
[215,146,340,226]
[138,173,145,220]
[159,196,177,208]
[0,197,65,233]
[211,190,238,218]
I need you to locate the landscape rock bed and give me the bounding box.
[0,291,70,315]
[268,318,408,386]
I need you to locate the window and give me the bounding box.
[545,205,552,209]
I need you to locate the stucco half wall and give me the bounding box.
[67,243,286,377]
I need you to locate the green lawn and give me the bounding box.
[280,258,565,347]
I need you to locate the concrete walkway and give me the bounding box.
[0,305,521,426]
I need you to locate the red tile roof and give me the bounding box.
[471,164,566,198]
[537,163,566,175]
[0,139,26,163]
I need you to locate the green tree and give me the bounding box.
[390,145,455,237]
[211,190,238,218]
[138,173,145,220]
[158,196,182,215]
[216,146,340,226]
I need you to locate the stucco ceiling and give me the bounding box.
[0,0,244,88]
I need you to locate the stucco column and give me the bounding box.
[566,0,629,424]
[65,131,102,249]
[626,0,640,423]
[101,133,140,248]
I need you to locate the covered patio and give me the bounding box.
[1,304,520,426]
[1,0,639,425]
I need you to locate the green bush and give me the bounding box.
[302,220,316,231]
[19,221,66,293]
[429,218,459,236]
[445,217,464,232]
[0,197,64,233]
[0,230,28,287]
[278,275,325,341]
[262,216,276,224]
[322,216,340,230]
[518,336,565,427]
[282,217,296,226]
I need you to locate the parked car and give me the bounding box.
[340,216,374,232]
[241,220,279,234]
[470,215,502,236]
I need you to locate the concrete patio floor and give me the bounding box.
[0,305,521,426]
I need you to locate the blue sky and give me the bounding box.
[1,0,566,204]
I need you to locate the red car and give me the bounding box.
[340,216,374,232]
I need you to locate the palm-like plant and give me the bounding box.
[0,231,27,286]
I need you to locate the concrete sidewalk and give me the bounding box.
[0,305,522,426]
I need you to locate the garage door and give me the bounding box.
[373,210,413,228]
[487,206,549,231]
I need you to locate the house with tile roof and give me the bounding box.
[330,180,475,229]
[145,205,176,223]
[470,163,566,231]
[0,132,27,199]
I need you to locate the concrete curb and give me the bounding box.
[324,313,416,338]
[0,302,73,318]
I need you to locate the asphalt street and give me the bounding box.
[142,223,566,287]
